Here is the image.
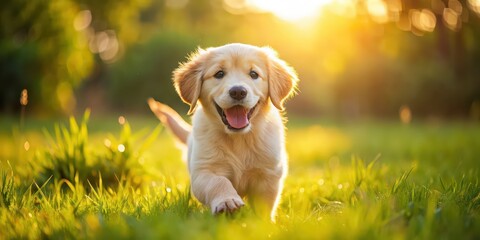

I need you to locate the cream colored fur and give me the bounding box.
[148,43,298,221]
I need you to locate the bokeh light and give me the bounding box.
[399,105,412,124]
[386,0,402,15]
[88,30,119,62]
[24,141,30,151]
[73,10,92,31]
[449,0,463,14]
[118,116,126,125]
[318,179,325,186]
[411,9,436,33]
[20,89,28,106]
[443,8,460,30]
[117,144,125,153]
[104,139,112,148]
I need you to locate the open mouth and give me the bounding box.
[214,102,257,131]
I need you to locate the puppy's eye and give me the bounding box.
[249,70,259,79]
[214,70,225,79]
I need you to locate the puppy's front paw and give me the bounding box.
[212,196,245,214]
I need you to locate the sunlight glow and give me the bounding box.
[386,0,402,13]
[367,0,388,23]
[469,0,480,15]
[330,0,357,18]
[248,0,332,21]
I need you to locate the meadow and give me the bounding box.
[0,113,479,239]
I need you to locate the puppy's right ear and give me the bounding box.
[262,47,299,111]
[173,48,207,115]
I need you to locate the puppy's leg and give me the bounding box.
[249,177,284,221]
[192,173,244,214]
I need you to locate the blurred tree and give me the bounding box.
[100,0,242,113]
[0,0,93,115]
[0,0,152,115]
[1,0,480,119]
[323,0,480,118]
[106,30,199,113]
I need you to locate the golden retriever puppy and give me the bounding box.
[148,43,298,220]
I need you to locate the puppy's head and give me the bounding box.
[174,43,298,133]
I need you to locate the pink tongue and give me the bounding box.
[225,106,249,129]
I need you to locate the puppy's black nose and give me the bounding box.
[229,86,247,100]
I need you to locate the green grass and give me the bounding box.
[0,114,479,239]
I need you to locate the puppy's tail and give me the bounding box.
[148,98,191,145]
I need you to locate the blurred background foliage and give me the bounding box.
[1,0,480,119]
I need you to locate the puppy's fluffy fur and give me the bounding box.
[149,43,298,220]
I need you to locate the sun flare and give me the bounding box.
[248,0,333,22]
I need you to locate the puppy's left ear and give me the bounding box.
[173,48,208,115]
[263,47,299,110]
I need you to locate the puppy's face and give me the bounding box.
[174,43,298,133]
